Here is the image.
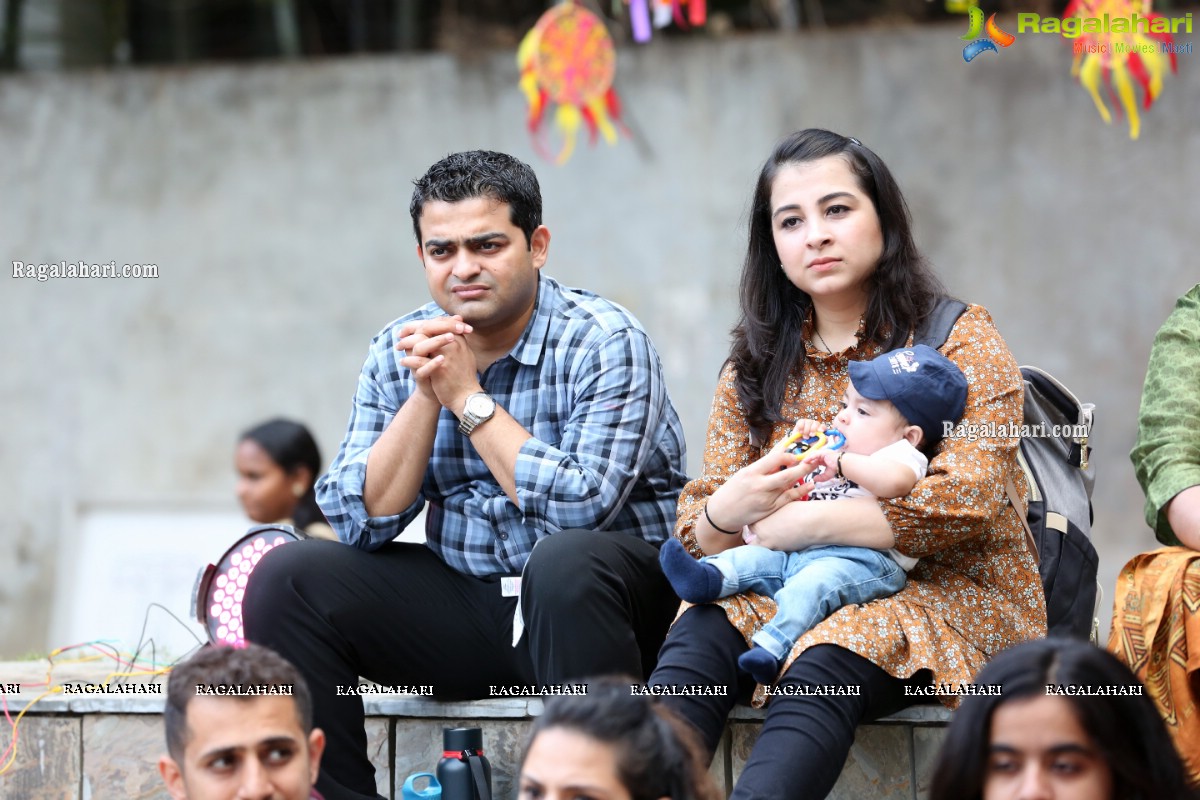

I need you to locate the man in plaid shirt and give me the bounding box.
[244,150,687,800]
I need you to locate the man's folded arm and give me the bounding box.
[318,344,430,550]
[512,328,669,533]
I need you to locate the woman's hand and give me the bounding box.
[705,448,816,533]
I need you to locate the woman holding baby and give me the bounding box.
[647,129,1046,799]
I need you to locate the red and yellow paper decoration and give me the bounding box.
[1064,0,1178,139]
[517,3,625,164]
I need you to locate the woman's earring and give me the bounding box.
[292,483,305,498]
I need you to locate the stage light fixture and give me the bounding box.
[192,524,308,646]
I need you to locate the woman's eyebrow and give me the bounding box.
[772,192,857,219]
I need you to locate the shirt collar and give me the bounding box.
[507,273,554,367]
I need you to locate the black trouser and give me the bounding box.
[243,530,679,800]
[649,604,931,800]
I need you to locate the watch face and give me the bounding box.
[468,394,494,416]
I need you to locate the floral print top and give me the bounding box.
[675,304,1047,707]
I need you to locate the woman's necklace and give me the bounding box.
[813,329,833,354]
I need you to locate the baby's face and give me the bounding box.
[833,382,913,456]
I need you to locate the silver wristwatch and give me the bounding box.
[457,392,496,436]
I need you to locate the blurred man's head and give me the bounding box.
[158,643,324,800]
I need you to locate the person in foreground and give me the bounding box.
[518,678,722,800]
[243,150,687,799]
[159,643,326,800]
[659,343,967,684]
[1109,282,1200,786]
[646,128,1046,799]
[236,418,336,540]
[928,637,1197,800]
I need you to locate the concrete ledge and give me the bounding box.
[728,701,952,724]
[1,662,952,799]
[2,688,952,723]
[368,696,540,717]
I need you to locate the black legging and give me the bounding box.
[649,603,932,800]
[243,531,679,800]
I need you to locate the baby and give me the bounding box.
[660,344,968,684]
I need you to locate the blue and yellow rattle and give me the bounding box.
[780,429,846,497]
[781,428,846,460]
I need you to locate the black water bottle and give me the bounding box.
[436,727,492,800]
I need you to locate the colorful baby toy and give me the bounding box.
[782,428,846,460]
[781,429,846,498]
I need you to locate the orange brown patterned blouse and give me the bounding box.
[675,304,1047,708]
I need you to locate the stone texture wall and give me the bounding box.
[2,21,1198,654]
[0,682,949,799]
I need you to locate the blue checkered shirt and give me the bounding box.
[317,275,688,576]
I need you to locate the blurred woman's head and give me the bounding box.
[235,419,325,530]
[929,638,1196,800]
[518,679,721,800]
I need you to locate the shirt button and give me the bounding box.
[499,533,509,540]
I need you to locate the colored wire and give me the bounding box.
[0,602,203,776]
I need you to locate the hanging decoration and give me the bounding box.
[517,2,625,164]
[1063,0,1179,139]
[626,0,707,43]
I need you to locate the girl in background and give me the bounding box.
[236,418,335,540]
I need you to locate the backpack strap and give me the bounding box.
[916,298,1041,566]
[1005,474,1040,565]
[914,298,969,350]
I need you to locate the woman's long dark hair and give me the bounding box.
[520,678,722,800]
[929,638,1198,800]
[730,128,946,442]
[239,418,327,531]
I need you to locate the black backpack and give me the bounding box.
[916,298,1100,641]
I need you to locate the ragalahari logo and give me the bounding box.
[961,6,1016,61]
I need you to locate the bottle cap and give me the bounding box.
[443,727,483,751]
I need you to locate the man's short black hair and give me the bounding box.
[163,643,312,763]
[409,150,543,249]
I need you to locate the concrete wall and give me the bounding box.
[2,22,1198,655]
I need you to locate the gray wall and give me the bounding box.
[2,23,1198,655]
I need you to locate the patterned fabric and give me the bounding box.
[675,303,1046,708]
[317,274,688,576]
[1109,283,1200,784]
[1129,284,1200,546]
[1109,548,1200,785]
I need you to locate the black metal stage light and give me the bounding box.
[192,524,308,645]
